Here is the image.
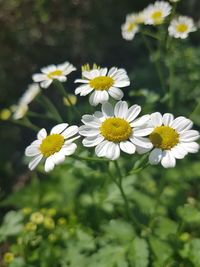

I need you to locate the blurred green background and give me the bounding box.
[0,0,200,205]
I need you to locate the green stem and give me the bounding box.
[140,30,160,40]
[10,117,39,132]
[70,154,110,162]
[37,95,63,123]
[142,33,165,93]
[53,80,80,117]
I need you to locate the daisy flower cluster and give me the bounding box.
[24,61,199,172]
[121,1,197,41]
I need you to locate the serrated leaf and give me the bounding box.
[128,237,149,267]
[154,217,178,240]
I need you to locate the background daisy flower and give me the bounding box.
[121,14,140,41]
[75,67,130,106]
[79,101,153,160]
[32,61,76,89]
[143,1,172,25]
[168,16,197,39]
[25,123,79,172]
[147,112,199,168]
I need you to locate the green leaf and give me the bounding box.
[154,217,178,240]
[128,237,149,267]
[180,239,200,266]
[177,205,200,224]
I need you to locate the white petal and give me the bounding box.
[95,140,110,157]
[94,111,105,121]
[170,117,193,132]
[120,141,136,154]
[133,127,154,137]
[89,91,106,106]
[64,135,80,145]
[82,71,94,79]
[52,151,65,164]
[57,76,67,82]
[105,142,120,160]
[161,150,176,168]
[37,128,47,140]
[108,67,118,77]
[32,73,47,82]
[99,90,109,103]
[62,125,79,139]
[180,130,200,142]
[44,156,55,172]
[74,79,89,84]
[102,102,114,118]
[130,136,153,149]
[136,145,152,154]
[80,85,94,96]
[150,112,163,127]
[114,101,128,119]
[28,154,43,171]
[79,125,100,136]
[130,115,150,127]
[25,145,40,157]
[82,135,104,147]
[50,123,69,134]
[171,145,187,159]
[163,113,174,126]
[180,142,199,153]
[75,85,90,95]
[149,148,162,165]
[114,80,130,87]
[108,87,124,100]
[30,140,41,146]
[61,143,77,155]
[125,105,141,122]
[40,80,52,89]
[100,68,108,76]
[81,115,102,127]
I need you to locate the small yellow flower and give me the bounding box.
[63,95,77,106]
[43,217,55,229]
[0,109,11,120]
[22,207,32,215]
[57,217,67,225]
[179,232,190,242]
[3,252,14,263]
[48,233,57,242]
[25,222,37,231]
[30,212,44,224]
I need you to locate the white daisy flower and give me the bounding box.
[79,101,153,160]
[168,16,197,39]
[25,123,80,172]
[75,67,130,106]
[121,13,140,41]
[12,83,40,120]
[32,61,76,89]
[143,1,172,25]
[146,112,200,168]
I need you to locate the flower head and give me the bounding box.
[25,123,79,172]
[3,252,14,263]
[121,13,140,41]
[30,212,44,224]
[75,67,130,106]
[25,222,37,231]
[147,112,199,168]
[32,61,76,89]
[79,101,153,160]
[168,16,197,39]
[143,1,172,25]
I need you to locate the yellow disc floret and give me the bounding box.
[151,10,162,19]
[149,126,179,150]
[176,24,188,33]
[100,118,132,142]
[47,70,63,79]
[128,23,135,31]
[40,134,64,157]
[89,76,114,91]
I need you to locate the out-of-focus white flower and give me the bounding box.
[13,104,28,120]
[25,123,79,172]
[121,14,139,41]
[143,1,172,25]
[79,101,153,160]
[75,67,130,106]
[168,16,197,39]
[32,61,76,88]
[147,112,199,168]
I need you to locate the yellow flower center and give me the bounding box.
[151,10,162,20]
[40,134,64,157]
[176,24,188,33]
[128,23,135,31]
[47,70,63,79]
[89,76,114,91]
[149,126,179,150]
[100,118,132,142]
